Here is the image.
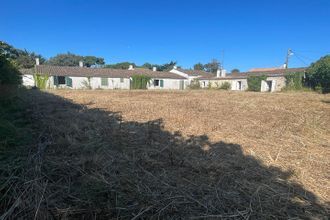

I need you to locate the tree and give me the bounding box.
[140,61,177,71]
[0,41,45,68]
[104,62,136,69]
[141,63,153,69]
[83,56,105,67]
[194,63,204,71]
[0,55,21,85]
[48,52,104,67]
[306,55,330,93]
[204,59,220,74]
[158,61,177,71]
[231,69,240,74]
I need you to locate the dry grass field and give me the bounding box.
[1,89,329,219]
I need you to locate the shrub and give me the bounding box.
[284,72,305,90]
[247,75,267,92]
[219,81,231,90]
[131,75,151,89]
[306,55,330,93]
[0,55,21,85]
[188,79,201,89]
[82,77,92,89]
[33,74,49,89]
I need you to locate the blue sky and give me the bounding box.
[2,0,330,71]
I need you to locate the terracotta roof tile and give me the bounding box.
[21,65,186,79]
[198,67,306,80]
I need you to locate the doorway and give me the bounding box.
[266,80,272,92]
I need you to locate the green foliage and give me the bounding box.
[188,79,201,89]
[81,77,92,89]
[231,69,240,74]
[247,75,267,92]
[141,62,153,69]
[131,75,151,89]
[0,41,45,68]
[219,81,231,90]
[105,62,136,69]
[204,59,220,74]
[284,72,304,90]
[207,81,212,89]
[306,55,330,93]
[48,52,104,67]
[141,61,177,71]
[0,55,21,85]
[194,63,205,71]
[33,74,49,89]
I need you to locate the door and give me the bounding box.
[237,81,242,90]
[180,80,184,90]
[266,80,272,92]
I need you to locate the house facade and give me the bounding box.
[170,67,306,92]
[21,64,187,90]
[21,60,305,92]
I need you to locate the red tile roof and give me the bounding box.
[22,65,186,79]
[198,67,306,80]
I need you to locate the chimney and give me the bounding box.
[173,65,177,70]
[79,61,83,67]
[152,67,157,71]
[216,69,221,77]
[128,65,134,70]
[35,58,40,66]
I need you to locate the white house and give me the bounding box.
[21,63,187,90]
[169,66,306,92]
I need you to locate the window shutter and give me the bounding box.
[160,79,164,87]
[101,78,108,86]
[54,76,59,86]
[65,77,73,87]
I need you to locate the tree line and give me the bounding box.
[0,40,329,93]
[0,41,237,73]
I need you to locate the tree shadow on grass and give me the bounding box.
[1,89,328,219]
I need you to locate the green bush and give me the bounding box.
[247,75,267,92]
[284,72,305,90]
[33,74,49,89]
[219,81,231,90]
[188,79,201,89]
[131,75,151,89]
[306,55,330,93]
[0,55,21,85]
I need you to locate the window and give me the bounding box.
[154,79,160,86]
[120,78,124,83]
[66,77,72,87]
[58,76,66,85]
[101,78,108,86]
[160,79,164,87]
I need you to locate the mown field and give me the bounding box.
[1,89,329,219]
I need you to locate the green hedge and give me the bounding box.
[306,55,330,93]
[247,75,266,91]
[219,81,231,90]
[0,55,21,85]
[131,75,151,89]
[284,72,304,90]
[33,74,49,89]
[188,79,201,89]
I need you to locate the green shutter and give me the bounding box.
[65,77,73,87]
[54,76,59,86]
[101,78,108,86]
[160,79,164,87]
